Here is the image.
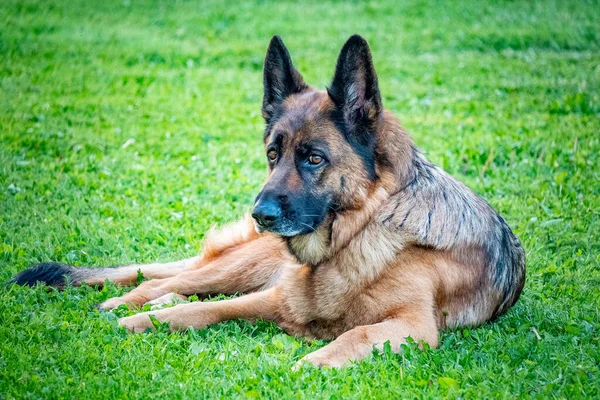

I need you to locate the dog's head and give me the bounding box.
[252,35,383,237]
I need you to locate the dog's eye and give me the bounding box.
[267,150,277,162]
[307,154,323,165]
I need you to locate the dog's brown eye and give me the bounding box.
[267,150,277,162]
[308,154,323,165]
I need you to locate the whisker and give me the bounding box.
[299,222,316,232]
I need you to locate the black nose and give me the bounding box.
[252,199,282,228]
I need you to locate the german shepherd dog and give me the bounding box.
[10,35,526,367]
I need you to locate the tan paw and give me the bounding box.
[296,349,350,369]
[145,293,188,310]
[97,297,130,311]
[118,313,155,333]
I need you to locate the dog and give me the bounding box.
[10,35,526,368]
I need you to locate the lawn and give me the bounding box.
[1,0,599,398]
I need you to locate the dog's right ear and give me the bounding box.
[262,36,307,123]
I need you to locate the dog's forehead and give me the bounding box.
[283,90,333,116]
[269,91,335,142]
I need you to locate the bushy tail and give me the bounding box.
[8,262,81,288]
[489,215,527,320]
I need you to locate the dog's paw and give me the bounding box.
[295,349,350,369]
[118,313,155,333]
[97,297,129,311]
[145,293,188,310]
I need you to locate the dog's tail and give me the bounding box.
[7,259,198,289]
[8,262,81,288]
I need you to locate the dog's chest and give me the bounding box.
[280,224,405,337]
[279,262,384,337]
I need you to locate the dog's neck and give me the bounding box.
[286,183,391,267]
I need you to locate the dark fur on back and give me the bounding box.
[376,146,526,324]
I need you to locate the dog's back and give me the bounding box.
[380,149,526,328]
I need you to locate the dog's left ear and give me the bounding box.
[328,35,382,127]
[262,36,307,123]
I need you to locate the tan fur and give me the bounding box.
[120,288,281,333]
[83,257,202,287]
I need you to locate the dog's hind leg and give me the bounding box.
[9,215,265,290]
[8,257,202,289]
[97,234,290,310]
[297,302,439,368]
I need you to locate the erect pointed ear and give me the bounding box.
[262,36,307,123]
[327,35,382,127]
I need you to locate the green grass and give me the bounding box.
[1,0,599,398]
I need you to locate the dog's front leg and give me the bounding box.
[298,309,439,368]
[118,287,280,333]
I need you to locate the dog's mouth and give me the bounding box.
[252,217,315,237]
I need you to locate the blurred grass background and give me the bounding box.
[1,0,599,398]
